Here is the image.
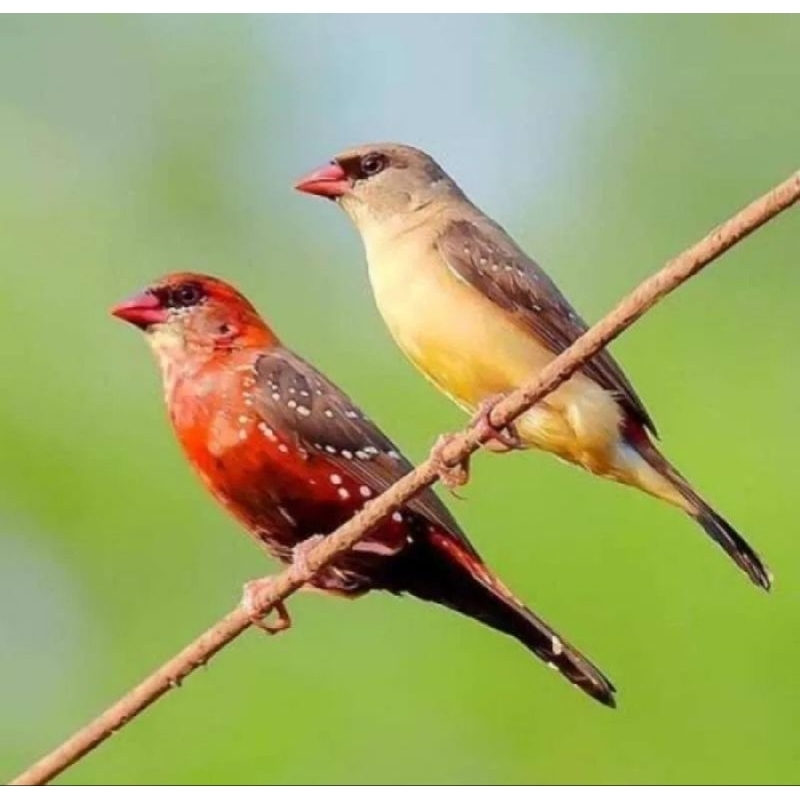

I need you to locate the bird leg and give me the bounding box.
[430,433,471,491]
[430,396,523,492]
[241,578,292,635]
[241,536,327,635]
[291,534,326,582]
[470,395,523,452]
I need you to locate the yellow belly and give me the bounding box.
[366,241,624,471]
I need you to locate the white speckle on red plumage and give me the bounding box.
[258,422,276,440]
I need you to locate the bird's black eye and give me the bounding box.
[360,152,387,178]
[168,282,205,309]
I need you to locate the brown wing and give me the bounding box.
[252,347,481,558]
[437,219,657,435]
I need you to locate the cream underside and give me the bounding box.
[364,232,684,506]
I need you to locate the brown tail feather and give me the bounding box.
[386,531,616,707]
[625,421,771,591]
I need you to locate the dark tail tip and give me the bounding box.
[516,621,618,708]
[556,652,617,709]
[695,505,772,591]
[601,689,618,709]
[584,674,617,708]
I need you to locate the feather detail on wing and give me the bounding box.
[251,347,480,558]
[436,219,656,435]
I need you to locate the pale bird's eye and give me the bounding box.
[360,153,387,177]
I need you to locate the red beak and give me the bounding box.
[294,162,350,199]
[111,291,168,329]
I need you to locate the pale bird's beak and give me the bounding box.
[294,162,350,199]
[111,291,168,329]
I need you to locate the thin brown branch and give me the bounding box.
[10,170,799,786]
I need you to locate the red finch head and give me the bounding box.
[111,272,279,366]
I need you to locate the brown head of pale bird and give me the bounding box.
[295,142,468,234]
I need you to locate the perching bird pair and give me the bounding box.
[112,143,770,709]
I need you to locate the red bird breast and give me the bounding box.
[168,347,410,582]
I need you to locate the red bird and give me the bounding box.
[112,273,616,706]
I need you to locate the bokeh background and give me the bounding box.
[1,14,798,785]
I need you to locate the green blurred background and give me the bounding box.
[1,14,798,785]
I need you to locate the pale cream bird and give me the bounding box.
[295,143,770,590]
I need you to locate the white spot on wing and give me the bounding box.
[258,422,276,441]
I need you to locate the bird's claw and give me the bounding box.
[431,396,522,493]
[291,534,326,583]
[470,395,523,453]
[241,536,327,635]
[241,577,292,635]
[431,433,470,494]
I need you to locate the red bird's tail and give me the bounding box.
[623,420,772,591]
[386,530,616,707]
